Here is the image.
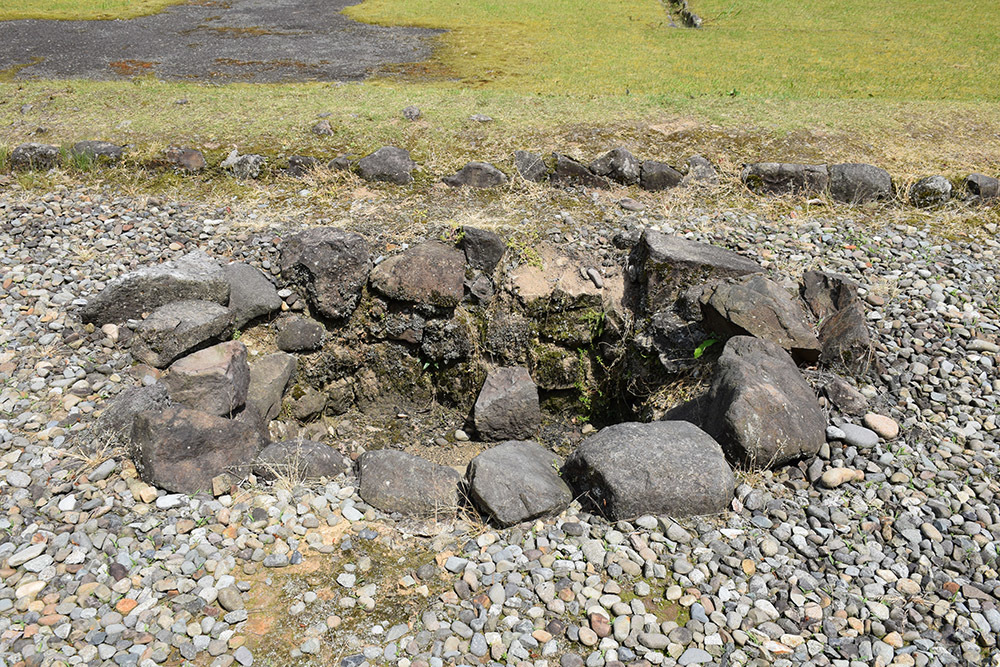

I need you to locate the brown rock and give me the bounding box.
[369,242,465,308]
[163,341,250,416]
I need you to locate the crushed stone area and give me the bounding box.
[0,182,999,667]
[0,0,440,83]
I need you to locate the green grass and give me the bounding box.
[0,1,999,182]
[347,0,1000,100]
[0,0,183,21]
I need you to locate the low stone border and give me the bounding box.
[4,140,999,208]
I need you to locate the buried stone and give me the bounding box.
[466,440,572,526]
[562,421,735,520]
[357,449,462,517]
[254,440,347,481]
[369,241,466,308]
[280,227,371,320]
[131,406,267,494]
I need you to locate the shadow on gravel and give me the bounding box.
[0,0,441,83]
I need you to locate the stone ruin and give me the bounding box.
[82,223,876,527]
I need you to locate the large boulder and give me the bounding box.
[701,336,825,467]
[909,175,952,207]
[562,421,734,520]
[223,263,282,330]
[590,147,640,186]
[964,173,1000,201]
[819,302,872,366]
[357,450,462,517]
[550,153,610,189]
[162,341,250,417]
[699,275,821,363]
[828,163,892,203]
[369,242,465,308]
[253,440,348,481]
[443,162,508,188]
[79,250,229,325]
[474,367,541,441]
[72,141,123,162]
[280,228,371,320]
[513,151,548,182]
[131,300,232,369]
[94,383,172,439]
[640,160,683,191]
[131,406,267,494]
[462,227,506,274]
[466,441,572,526]
[800,270,859,320]
[626,230,762,314]
[741,163,829,196]
[10,143,60,170]
[357,146,415,185]
[246,352,296,422]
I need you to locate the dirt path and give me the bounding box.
[0,0,440,83]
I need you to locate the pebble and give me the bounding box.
[864,412,900,439]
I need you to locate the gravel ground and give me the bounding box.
[0,181,998,667]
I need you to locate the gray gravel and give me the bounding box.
[0,182,998,667]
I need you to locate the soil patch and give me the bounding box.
[0,0,441,83]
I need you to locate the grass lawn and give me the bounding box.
[1,0,999,180]
[0,0,183,21]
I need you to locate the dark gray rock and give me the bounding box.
[550,153,610,189]
[474,367,541,441]
[311,119,334,136]
[369,241,465,308]
[640,160,683,191]
[443,162,508,188]
[828,163,892,203]
[162,341,250,416]
[131,300,232,369]
[95,384,172,439]
[700,336,825,467]
[909,175,952,207]
[10,143,60,170]
[462,227,506,274]
[800,270,859,320]
[80,250,229,325]
[286,155,319,177]
[513,150,548,182]
[131,406,267,494]
[590,147,640,186]
[254,440,347,481]
[682,155,718,186]
[819,302,872,366]
[275,317,325,352]
[964,173,1000,201]
[357,146,415,185]
[286,385,327,421]
[741,163,828,196]
[563,421,734,520]
[626,230,762,314]
[280,227,371,320]
[247,352,296,422]
[328,154,357,171]
[467,440,572,526]
[165,147,206,172]
[402,105,421,121]
[72,140,123,162]
[224,262,282,330]
[699,274,821,363]
[823,377,869,416]
[357,450,462,517]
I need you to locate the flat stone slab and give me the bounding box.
[357,449,462,517]
[131,300,232,369]
[162,341,250,417]
[0,0,440,83]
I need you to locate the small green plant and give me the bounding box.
[232,328,242,340]
[693,337,719,359]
